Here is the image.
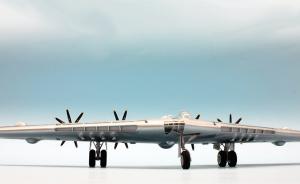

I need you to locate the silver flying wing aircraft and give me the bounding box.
[1,110,300,169]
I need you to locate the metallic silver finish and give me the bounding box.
[2,112,300,169]
[1,112,300,147]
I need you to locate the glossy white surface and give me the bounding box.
[0,164,299,184]
[1,140,300,184]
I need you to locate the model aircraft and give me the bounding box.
[0,109,299,169]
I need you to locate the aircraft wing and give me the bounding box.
[0,119,300,146]
[2,112,300,169]
[183,119,300,146]
[0,121,159,144]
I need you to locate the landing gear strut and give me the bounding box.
[216,143,237,168]
[89,141,107,168]
[178,134,191,169]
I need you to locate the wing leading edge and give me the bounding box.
[1,115,300,170]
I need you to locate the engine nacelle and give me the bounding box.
[158,141,175,149]
[272,141,286,146]
[26,138,40,144]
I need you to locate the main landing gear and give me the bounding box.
[89,141,107,168]
[216,143,237,168]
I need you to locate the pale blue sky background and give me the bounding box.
[2,0,300,170]
[0,0,300,128]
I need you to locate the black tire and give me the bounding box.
[100,150,107,168]
[181,150,191,169]
[228,151,237,167]
[217,151,227,167]
[89,149,96,168]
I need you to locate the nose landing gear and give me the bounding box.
[181,150,191,169]
[178,134,191,169]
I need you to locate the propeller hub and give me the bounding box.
[55,109,84,148]
[217,114,242,124]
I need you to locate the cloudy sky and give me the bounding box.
[1,0,300,128]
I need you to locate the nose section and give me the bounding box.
[164,120,185,134]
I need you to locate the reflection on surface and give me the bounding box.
[1,163,300,169]
[1,163,300,184]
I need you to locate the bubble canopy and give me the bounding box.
[161,112,192,119]
[178,112,192,119]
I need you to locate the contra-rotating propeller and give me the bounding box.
[191,113,201,150]
[113,110,129,149]
[55,109,84,148]
[195,113,201,120]
[217,114,242,124]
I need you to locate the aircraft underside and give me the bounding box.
[1,110,300,169]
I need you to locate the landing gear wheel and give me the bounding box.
[227,151,237,167]
[217,151,227,167]
[181,150,191,169]
[89,149,96,168]
[100,150,107,168]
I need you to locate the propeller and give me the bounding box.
[235,117,242,124]
[191,144,195,151]
[191,114,200,150]
[55,109,84,148]
[113,110,127,121]
[113,110,129,149]
[217,114,242,124]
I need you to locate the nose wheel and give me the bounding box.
[181,150,191,169]
[178,134,192,169]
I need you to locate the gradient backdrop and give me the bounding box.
[0,0,300,166]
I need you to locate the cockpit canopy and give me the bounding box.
[161,111,193,119]
[178,111,192,119]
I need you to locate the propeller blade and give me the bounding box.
[235,118,242,124]
[195,114,200,120]
[191,144,195,151]
[75,112,84,123]
[74,141,78,148]
[122,110,127,120]
[217,119,222,122]
[114,142,118,149]
[113,110,119,121]
[55,118,65,124]
[60,141,66,146]
[66,109,72,123]
[229,114,232,123]
[124,143,129,149]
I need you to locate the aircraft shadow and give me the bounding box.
[0,163,300,170]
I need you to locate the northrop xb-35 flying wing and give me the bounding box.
[1,110,300,169]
